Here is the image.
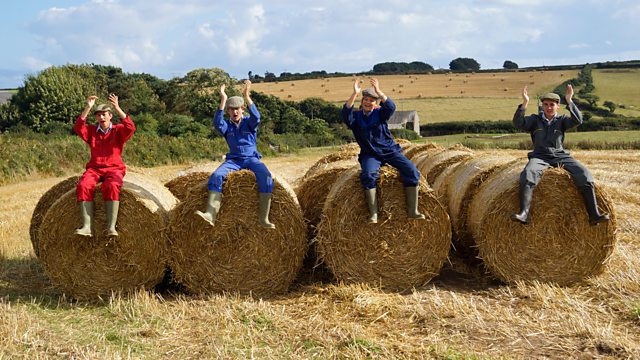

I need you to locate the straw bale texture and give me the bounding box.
[167,170,307,296]
[404,143,443,161]
[316,166,451,291]
[416,148,474,184]
[29,176,80,257]
[468,163,617,285]
[447,155,520,257]
[302,143,359,180]
[37,173,177,299]
[395,138,413,148]
[164,171,210,201]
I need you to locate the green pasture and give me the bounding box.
[421,130,640,149]
[592,69,640,117]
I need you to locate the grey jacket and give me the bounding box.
[512,102,582,159]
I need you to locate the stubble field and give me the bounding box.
[1,146,639,359]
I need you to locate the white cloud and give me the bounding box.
[568,43,590,49]
[225,4,267,59]
[199,23,215,39]
[23,56,51,71]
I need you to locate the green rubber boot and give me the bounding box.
[105,201,120,236]
[74,201,94,237]
[405,186,425,220]
[258,193,276,229]
[364,188,378,224]
[195,191,222,226]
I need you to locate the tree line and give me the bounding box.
[0,64,347,146]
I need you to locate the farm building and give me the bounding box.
[0,91,12,105]
[388,110,420,135]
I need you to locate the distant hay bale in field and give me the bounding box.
[416,147,474,184]
[446,155,520,258]
[38,173,177,299]
[302,143,359,180]
[164,171,210,201]
[30,176,80,257]
[167,170,306,296]
[468,164,617,285]
[316,166,451,291]
[404,143,442,161]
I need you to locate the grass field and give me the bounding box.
[1,146,639,358]
[592,68,640,117]
[251,70,578,122]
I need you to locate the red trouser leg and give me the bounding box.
[76,168,102,202]
[101,168,125,201]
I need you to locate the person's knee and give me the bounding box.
[360,171,378,189]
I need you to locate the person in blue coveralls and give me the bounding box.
[195,79,275,229]
[341,77,425,224]
[510,84,610,225]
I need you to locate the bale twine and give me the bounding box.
[164,171,210,201]
[404,143,442,161]
[38,173,177,299]
[316,166,451,291]
[302,143,359,180]
[30,176,80,257]
[467,164,617,285]
[167,170,307,296]
[447,155,520,257]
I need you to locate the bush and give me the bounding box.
[157,114,209,137]
[390,128,420,140]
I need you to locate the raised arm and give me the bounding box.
[110,94,135,141]
[109,93,127,119]
[214,84,228,135]
[75,95,98,142]
[563,84,583,129]
[370,77,387,103]
[243,79,253,106]
[512,86,533,131]
[345,78,361,109]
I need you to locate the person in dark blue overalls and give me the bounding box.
[341,77,425,223]
[511,84,609,225]
[196,80,275,229]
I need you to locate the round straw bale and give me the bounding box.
[316,165,451,291]
[164,171,210,201]
[302,144,359,180]
[416,148,474,185]
[394,138,413,148]
[467,163,617,285]
[447,155,520,257]
[167,170,307,296]
[30,176,80,257]
[37,173,177,299]
[430,161,463,203]
[404,143,442,161]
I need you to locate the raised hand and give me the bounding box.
[565,84,574,103]
[86,95,98,108]
[108,93,126,119]
[370,77,381,93]
[521,86,530,107]
[243,79,251,97]
[353,78,361,94]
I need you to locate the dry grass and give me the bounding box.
[1,148,640,358]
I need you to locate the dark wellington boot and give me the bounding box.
[510,183,534,224]
[580,185,610,225]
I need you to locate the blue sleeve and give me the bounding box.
[379,97,396,123]
[246,103,260,131]
[213,109,227,136]
[341,104,355,129]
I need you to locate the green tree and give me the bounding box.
[503,60,518,69]
[603,101,617,113]
[10,64,107,131]
[449,57,480,71]
[157,114,209,137]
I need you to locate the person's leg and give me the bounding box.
[246,158,275,229]
[385,151,424,219]
[196,160,240,226]
[101,168,125,236]
[74,168,101,236]
[511,158,548,224]
[359,155,382,223]
[561,158,609,225]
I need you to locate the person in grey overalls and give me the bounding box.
[511,84,610,225]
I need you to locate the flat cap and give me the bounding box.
[540,92,561,103]
[226,96,244,108]
[94,104,113,113]
[362,88,381,100]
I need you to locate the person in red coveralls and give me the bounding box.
[73,94,136,237]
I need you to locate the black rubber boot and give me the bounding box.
[580,185,610,225]
[511,183,534,224]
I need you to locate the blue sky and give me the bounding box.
[1,0,639,88]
